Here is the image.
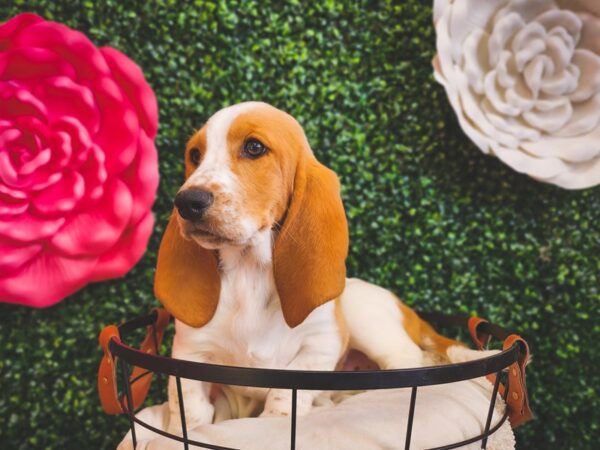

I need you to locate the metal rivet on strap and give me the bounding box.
[512,392,519,400]
[102,377,108,385]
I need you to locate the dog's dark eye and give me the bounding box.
[189,148,201,165]
[243,139,268,159]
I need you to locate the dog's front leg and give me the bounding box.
[166,375,214,434]
[166,323,215,435]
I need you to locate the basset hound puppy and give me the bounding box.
[155,102,462,434]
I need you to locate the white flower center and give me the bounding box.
[462,5,600,141]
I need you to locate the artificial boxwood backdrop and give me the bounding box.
[1,1,598,448]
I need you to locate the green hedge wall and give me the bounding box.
[1,1,599,448]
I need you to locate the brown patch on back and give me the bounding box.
[397,301,465,355]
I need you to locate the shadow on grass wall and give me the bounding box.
[1,1,598,448]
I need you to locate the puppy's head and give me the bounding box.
[155,102,349,328]
[175,102,307,248]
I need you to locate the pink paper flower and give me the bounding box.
[0,13,159,307]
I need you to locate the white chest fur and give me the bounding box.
[171,230,342,379]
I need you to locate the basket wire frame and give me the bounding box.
[112,311,518,450]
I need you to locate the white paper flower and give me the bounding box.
[433,0,600,189]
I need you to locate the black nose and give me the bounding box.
[174,189,214,222]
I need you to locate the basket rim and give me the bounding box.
[108,310,523,391]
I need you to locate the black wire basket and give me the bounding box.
[98,308,533,450]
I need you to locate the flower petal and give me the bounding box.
[446,0,506,64]
[34,76,100,134]
[91,211,154,281]
[13,20,110,80]
[515,37,546,72]
[435,16,497,153]
[539,64,579,96]
[544,154,600,189]
[50,179,133,256]
[0,251,97,307]
[462,29,489,94]
[535,9,582,39]
[523,54,547,96]
[0,80,47,120]
[0,47,76,83]
[545,33,573,73]
[120,129,158,224]
[0,197,28,216]
[31,170,85,215]
[505,77,536,111]
[488,12,525,67]
[0,182,27,200]
[553,92,600,136]
[0,13,43,51]
[481,99,540,141]
[19,148,51,175]
[101,47,158,138]
[93,76,139,174]
[455,71,519,148]
[522,125,600,162]
[497,51,518,89]
[492,143,568,179]
[522,97,572,132]
[570,49,600,102]
[512,22,546,56]
[497,0,554,23]
[51,116,93,165]
[0,150,19,187]
[559,0,600,16]
[0,213,65,241]
[78,144,107,201]
[0,240,41,274]
[484,71,521,116]
[577,11,600,54]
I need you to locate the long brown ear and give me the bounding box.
[154,211,220,327]
[273,158,349,328]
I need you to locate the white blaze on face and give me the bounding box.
[182,101,269,246]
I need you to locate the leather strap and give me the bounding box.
[503,334,534,427]
[468,316,491,350]
[98,308,170,415]
[98,325,122,414]
[468,318,534,428]
[481,333,533,428]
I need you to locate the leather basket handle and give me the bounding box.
[503,334,534,427]
[97,308,170,415]
[468,318,534,427]
[468,316,491,350]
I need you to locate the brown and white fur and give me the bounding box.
[154,102,462,434]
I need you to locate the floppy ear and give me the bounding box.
[273,158,349,328]
[154,211,221,327]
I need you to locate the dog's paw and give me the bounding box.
[261,391,292,417]
[259,406,291,417]
[261,389,314,418]
[167,399,215,435]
